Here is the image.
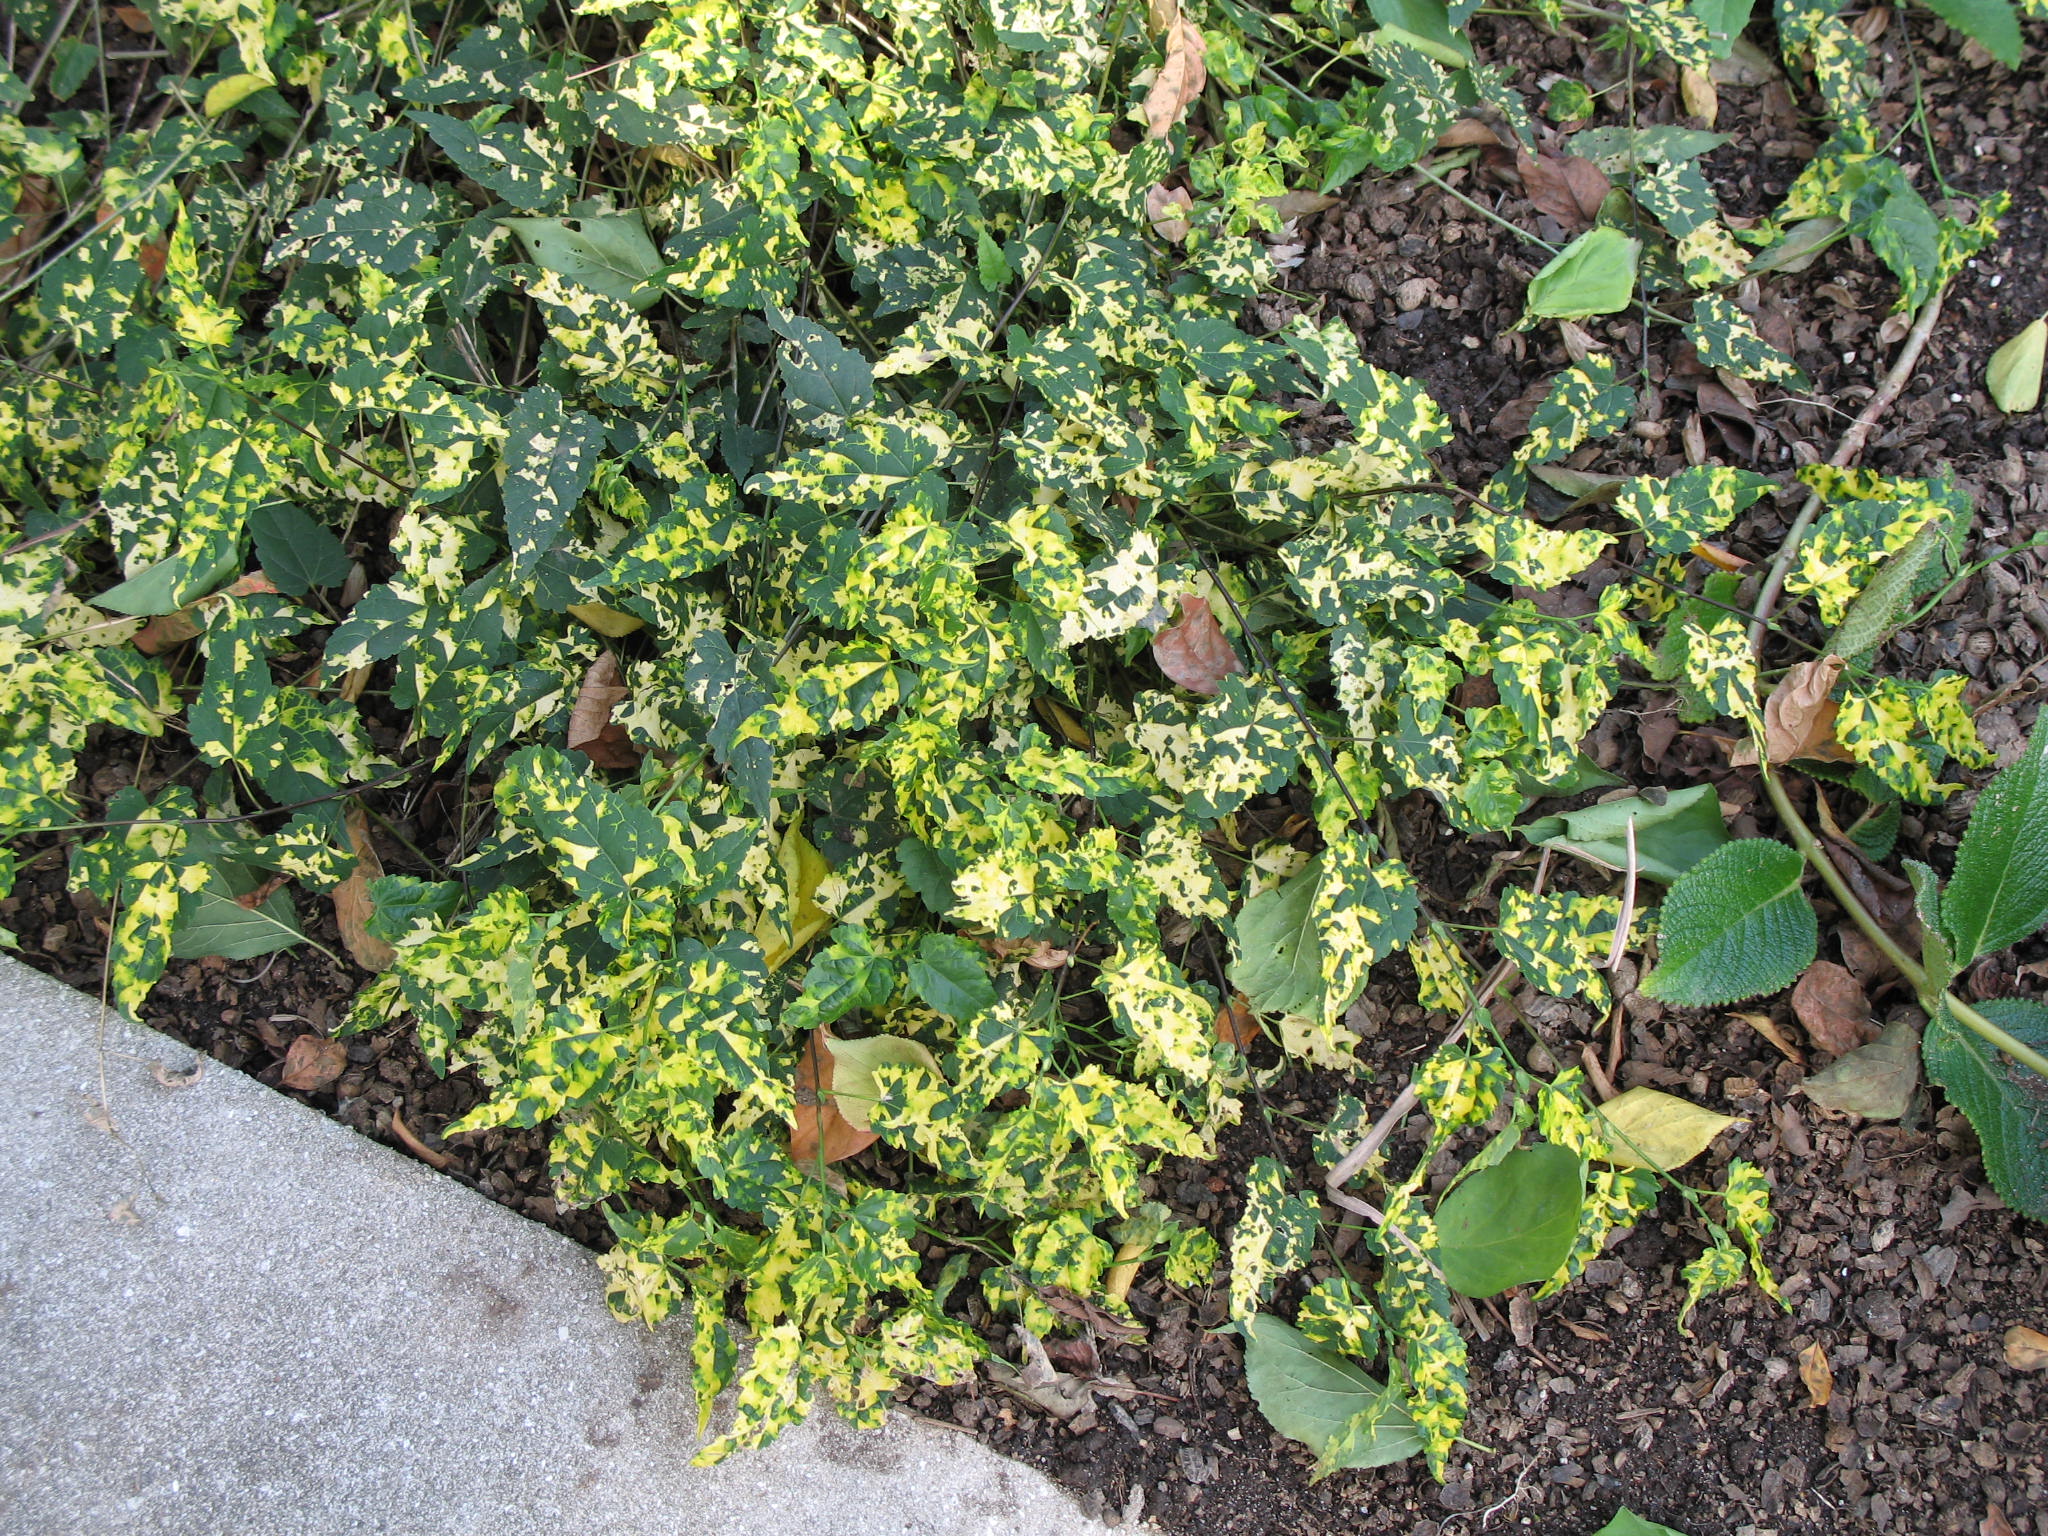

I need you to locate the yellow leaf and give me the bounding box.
[754,822,831,971]
[565,602,646,637]
[1594,1086,1740,1171]
[2006,1325,2048,1373]
[1987,317,2046,415]
[203,73,274,117]
[1797,1342,1832,1407]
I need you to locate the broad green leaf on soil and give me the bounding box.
[1592,1510,1692,1536]
[1943,714,2048,964]
[169,857,304,960]
[500,211,663,310]
[1826,520,1954,662]
[1801,1018,1921,1120]
[1522,228,1640,321]
[1641,839,1817,1006]
[247,504,350,595]
[1521,784,1728,885]
[1987,318,2046,415]
[502,385,605,571]
[1228,858,1326,1019]
[1595,1087,1738,1171]
[1918,0,2021,66]
[362,875,462,945]
[1924,998,2048,1220]
[1434,1143,1584,1298]
[821,1033,943,1131]
[1240,1315,1423,1476]
[905,931,997,1019]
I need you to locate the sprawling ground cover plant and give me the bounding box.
[0,0,2040,1479]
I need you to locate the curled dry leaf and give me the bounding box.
[1151,594,1242,695]
[1730,1010,1805,1066]
[1764,654,1855,765]
[1142,10,1207,140]
[390,1105,455,1169]
[280,1034,348,1092]
[133,570,283,655]
[1797,1342,1833,1407]
[1800,1017,1920,1120]
[1145,183,1194,243]
[1791,959,1875,1056]
[1435,118,1501,149]
[568,650,643,770]
[790,1027,879,1166]
[333,803,396,972]
[2006,1325,2048,1373]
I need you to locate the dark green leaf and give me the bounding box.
[1228,858,1325,1019]
[412,110,574,212]
[764,305,875,427]
[906,932,996,1020]
[897,839,957,913]
[1521,784,1728,885]
[1943,715,2048,964]
[362,876,463,945]
[272,178,442,274]
[501,385,605,571]
[1434,1143,1584,1297]
[1924,998,2048,1221]
[500,211,663,310]
[248,504,350,595]
[1641,839,1817,1005]
[1918,0,2020,66]
[170,858,304,960]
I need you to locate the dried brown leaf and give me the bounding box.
[1797,1342,1833,1407]
[1764,655,1855,764]
[790,1028,879,1166]
[0,175,53,289]
[1679,66,1719,124]
[1143,16,1207,139]
[1791,960,1874,1056]
[1983,1504,2019,1536]
[1730,1010,1805,1066]
[390,1105,455,1169]
[1436,118,1501,148]
[2007,1325,2048,1373]
[1800,1018,1920,1120]
[1515,152,1610,229]
[333,803,395,972]
[1145,183,1193,243]
[112,4,153,31]
[280,1035,347,1092]
[567,650,643,770]
[1151,595,1242,695]
[1214,994,1261,1052]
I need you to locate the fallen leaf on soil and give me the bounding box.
[1791,960,1874,1055]
[1262,190,1339,222]
[567,650,642,770]
[2006,1326,2048,1373]
[1215,993,1260,1051]
[1516,152,1610,229]
[1142,9,1207,140]
[333,803,396,972]
[112,4,153,30]
[280,1034,347,1092]
[1800,1018,1920,1120]
[790,1027,879,1166]
[1797,1342,1833,1407]
[1679,66,1718,124]
[1987,317,2046,415]
[1436,118,1500,148]
[1983,1504,2019,1536]
[133,570,282,654]
[1595,1086,1739,1171]
[1730,1010,1804,1066]
[1151,594,1242,695]
[1763,655,1855,764]
[985,1325,1140,1419]
[1837,927,1897,987]
[1041,1285,1149,1342]
[390,1105,455,1169]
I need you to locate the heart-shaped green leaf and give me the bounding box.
[1434,1142,1584,1297]
[1241,1314,1422,1475]
[1640,838,1816,1006]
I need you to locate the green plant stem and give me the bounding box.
[1759,766,2048,1082]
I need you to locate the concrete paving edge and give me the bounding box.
[0,955,1126,1536]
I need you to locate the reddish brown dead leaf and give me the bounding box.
[567,650,642,770]
[1145,182,1193,243]
[1214,994,1260,1052]
[0,175,54,289]
[1142,13,1207,139]
[280,1035,347,1092]
[1435,118,1501,149]
[1797,1342,1832,1407]
[113,4,154,31]
[133,570,282,654]
[1515,152,1610,230]
[235,873,290,910]
[1983,1504,2018,1536]
[1151,595,1242,695]
[1792,959,1875,1056]
[333,803,395,972]
[1764,655,1855,765]
[790,1028,878,1166]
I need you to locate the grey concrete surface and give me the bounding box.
[0,956,1119,1536]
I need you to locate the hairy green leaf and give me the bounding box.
[1943,715,2048,964]
[1641,839,1817,1005]
[1924,999,2048,1221]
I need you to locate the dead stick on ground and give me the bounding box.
[1747,283,1951,653]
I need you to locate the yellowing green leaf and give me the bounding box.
[1595,1087,1739,1171]
[1523,228,1641,321]
[1987,317,2045,415]
[203,73,274,117]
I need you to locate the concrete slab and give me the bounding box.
[0,957,1116,1536]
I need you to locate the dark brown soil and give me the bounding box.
[13,9,2048,1536]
